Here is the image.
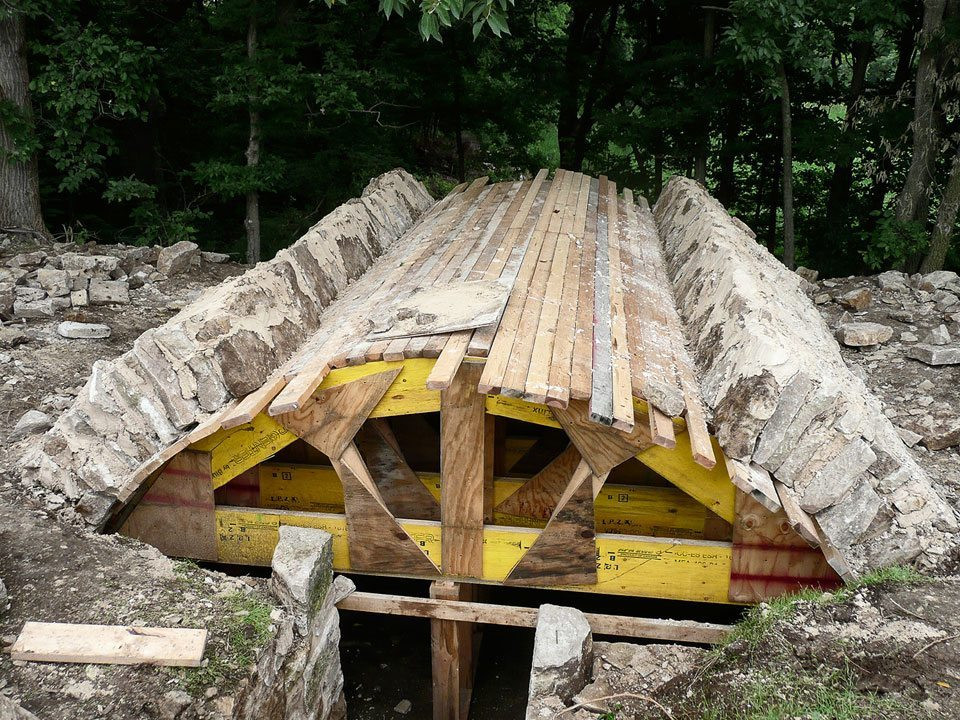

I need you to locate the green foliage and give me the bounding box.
[863,212,930,270]
[0,99,41,163]
[9,0,954,273]
[30,22,157,192]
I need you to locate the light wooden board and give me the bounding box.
[120,449,217,561]
[11,622,207,667]
[277,367,401,458]
[440,362,488,578]
[338,591,731,643]
[214,506,734,603]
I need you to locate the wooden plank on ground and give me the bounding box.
[337,592,731,644]
[506,458,596,586]
[440,362,488,578]
[11,622,207,667]
[277,367,401,459]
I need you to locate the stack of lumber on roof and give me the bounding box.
[654,176,956,576]
[240,170,714,469]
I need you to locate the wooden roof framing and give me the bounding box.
[146,170,713,479]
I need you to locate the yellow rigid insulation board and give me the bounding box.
[319,359,440,417]
[636,434,735,524]
[256,463,713,538]
[192,412,297,489]
[214,507,733,603]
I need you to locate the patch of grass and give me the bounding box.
[723,588,830,651]
[178,591,274,696]
[856,565,926,588]
[697,665,922,720]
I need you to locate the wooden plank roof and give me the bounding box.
[119,169,716,501]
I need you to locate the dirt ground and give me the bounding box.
[1,235,959,720]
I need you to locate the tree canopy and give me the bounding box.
[1,0,957,274]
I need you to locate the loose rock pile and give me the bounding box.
[0,239,222,321]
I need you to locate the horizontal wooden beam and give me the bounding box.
[250,462,718,539]
[337,591,730,644]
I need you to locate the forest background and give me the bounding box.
[1,0,958,275]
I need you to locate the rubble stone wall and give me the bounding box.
[653,176,957,575]
[25,170,434,500]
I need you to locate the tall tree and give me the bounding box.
[893,0,946,227]
[246,0,261,264]
[0,6,46,236]
[921,142,960,270]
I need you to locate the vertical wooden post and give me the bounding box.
[430,580,476,720]
[440,361,487,578]
[483,415,495,523]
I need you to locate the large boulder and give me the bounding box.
[157,241,200,276]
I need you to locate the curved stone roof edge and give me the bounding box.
[22,168,435,503]
[654,175,957,576]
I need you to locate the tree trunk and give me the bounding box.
[245,2,261,265]
[715,102,740,205]
[824,38,871,231]
[693,7,715,184]
[894,0,947,225]
[0,13,47,236]
[778,63,795,269]
[920,143,960,271]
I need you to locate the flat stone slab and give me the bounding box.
[57,321,112,340]
[906,344,960,366]
[836,322,893,347]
